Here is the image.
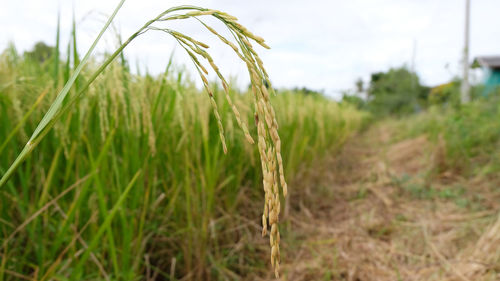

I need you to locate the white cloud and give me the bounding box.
[1,0,499,95]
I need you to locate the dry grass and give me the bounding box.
[251,123,500,281]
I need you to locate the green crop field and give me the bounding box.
[0,4,366,280]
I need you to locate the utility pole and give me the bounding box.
[461,0,471,104]
[410,40,417,88]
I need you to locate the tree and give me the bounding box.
[23,41,54,63]
[366,66,428,116]
[355,77,364,93]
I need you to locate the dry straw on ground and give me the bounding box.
[266,124,500,281]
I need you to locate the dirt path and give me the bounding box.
[262,124,500,281]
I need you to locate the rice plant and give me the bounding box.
[0,1,367,279]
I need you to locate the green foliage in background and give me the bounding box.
[392,92,500,176]
[23,41,56,63]
[341,93,366,110]
[366,66,429,117]
[427,80,461,106]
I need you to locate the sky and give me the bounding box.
[1,0,499,98]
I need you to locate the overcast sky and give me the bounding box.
[1,0,499,97]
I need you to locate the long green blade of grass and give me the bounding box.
[52,11,60,86]
[0,0,126,188]
[71,170,142,278]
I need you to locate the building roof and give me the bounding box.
[473,56,500,69]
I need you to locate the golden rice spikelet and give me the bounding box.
[198,71,227,154]
[154,7,287,276]
[251,79,285,277]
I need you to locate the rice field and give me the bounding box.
[0,15,366,279]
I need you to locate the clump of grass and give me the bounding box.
[0,1,289,276]
[390,97,500,177]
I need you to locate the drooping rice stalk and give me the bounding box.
[0,2,286,277]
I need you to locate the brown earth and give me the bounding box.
[257,124,500,281]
